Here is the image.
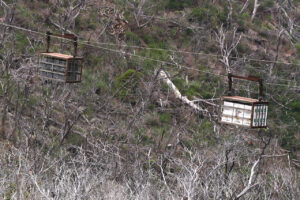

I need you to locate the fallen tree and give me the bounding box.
[157,70,208,113]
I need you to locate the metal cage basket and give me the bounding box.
[38,32,83,83]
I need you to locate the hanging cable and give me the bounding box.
[80,42,300,90]
[1,22,300,68]
[81,40,300,68]
[0,22,300,90]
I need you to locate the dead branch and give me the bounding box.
[235,159,260,199]
[240,0,250,14]
[158,70,208,113]
[251,0,260,21]
[216,25,242,73]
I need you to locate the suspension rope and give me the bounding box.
[1,22,300,90]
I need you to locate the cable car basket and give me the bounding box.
[39,32,83,83]
[220,74,268,128]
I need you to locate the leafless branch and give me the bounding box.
[251,0,260,21]
[235,159,260,199]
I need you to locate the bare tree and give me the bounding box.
[216,25,242,73]
[126,0,154,28]
[47,0,86,34]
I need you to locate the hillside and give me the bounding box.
[0,0,300,199]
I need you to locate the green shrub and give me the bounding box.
[278,128,298,151]
[172,78,185,91]
[159,112,171,124]
[76,10,98,30]
[185,28,193,36]
[236,12,250,32]
[295,44,300,56]
[165,0,193,10]
[193,120,215,147]
[189,7,207,22]
[172,75,218,99]
[189,4,227,27]
[259,0,275,10]
[15,32,28,53]
[66,133,85,146]
[140,45,169,73]
[125,30,140,44]
[237,43,251,55]
[78,68,109,97]
[15,5,35,27]
[146,113,160,127]
[147,103,155,111]
[115,69,143,102]
[140,32,167,48]
[289,101,300,124]
[134,128,153,145]
[182,138,192,149]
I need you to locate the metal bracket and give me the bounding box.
[227,73,264,101]
[45,31,78,57]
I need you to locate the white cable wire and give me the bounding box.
[1,22,300,90]
[82,40,300,68]
[82,42,300,90]
[1,22,299,68]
